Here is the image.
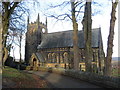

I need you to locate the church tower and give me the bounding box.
[25,14,48,64]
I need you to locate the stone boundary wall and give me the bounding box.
[26,66,120,88]
[64,69,120,88]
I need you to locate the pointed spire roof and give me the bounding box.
[46,17,47,26]
[27,16,29,24]
[37,13,40,23]
[37,13,40,30]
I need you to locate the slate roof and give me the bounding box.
[35,53,45,62]
[38,28,101,49]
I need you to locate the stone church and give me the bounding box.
[25,14,105,73]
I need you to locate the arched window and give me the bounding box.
[63,52,68,63]
[52,53,57,63]
[56,53,59,63]
[48,53,52,63]
[60,53,64,63]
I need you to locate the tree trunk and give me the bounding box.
[3,48,8,68]
[19,34,22,70]
[2,4,11,68]
[0,14,3,72]
[71,1,79,70]
[105,1,118,76]
[82,1,92,72]
[2,2,19,68]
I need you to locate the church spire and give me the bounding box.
[27,16,29,24]
[27,16,30,31]
[37,13,40,25]
[37,13,41,31]
[46,17,47,27]
[45,17,48,34]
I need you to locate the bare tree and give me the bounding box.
[14,30,24,69]
[82,1,92,72]
[0,10,3,72]
[1,1,36,68]
[2,2,19,68]
[46,0,85,70]
[47,1,84,21]
[105,0,118,76]
[9,24,25,67]
[2,2,19,46]
[71,0,79,70]
[45,0,102,70]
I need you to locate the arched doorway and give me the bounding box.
[33,58,37,67]
[63,52,68,69]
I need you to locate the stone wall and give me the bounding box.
[64,69,119,88]
[26,66,120,88]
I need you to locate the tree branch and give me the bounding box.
[49,13,72,21]
[9,2,19,15]
[48,1,70,9]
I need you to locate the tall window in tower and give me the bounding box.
[37,29,41,45]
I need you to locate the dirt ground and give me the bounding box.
[2,68,50,88]
[2,74,49,88]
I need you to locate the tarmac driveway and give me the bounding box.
[28,71,104,88]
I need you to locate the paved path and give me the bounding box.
[28,71,104,88]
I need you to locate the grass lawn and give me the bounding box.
[111,61,120,77]
[2,66,49,88]
[112,68,120,77]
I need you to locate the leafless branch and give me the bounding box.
[76,4,85,19]
[48,1,70,9]
[74,1,83,8]
[49,13,72,21]
[92,1,102,7]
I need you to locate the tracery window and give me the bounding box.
[48,53,52,63]
[60,53,64,63]
[63,52,68,63]
[52,53,57,63]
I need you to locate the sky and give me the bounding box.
[10,0,119,61]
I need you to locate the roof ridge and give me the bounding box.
[45,28,100,34]
[46,30,73,34]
